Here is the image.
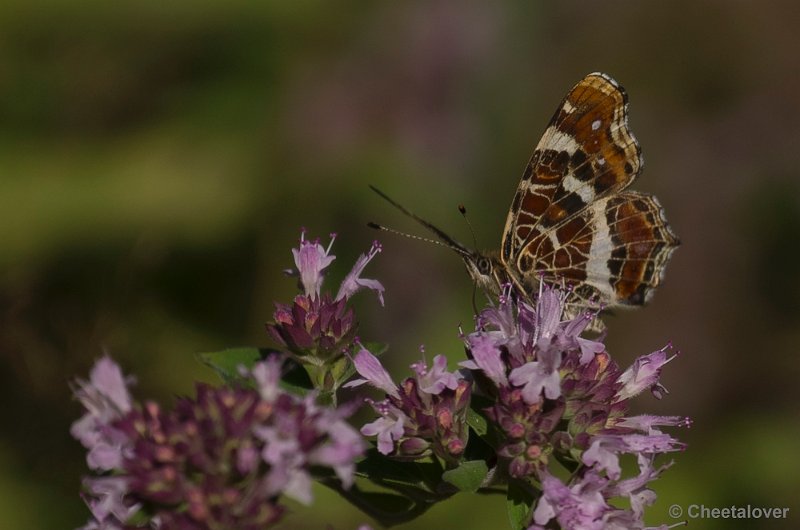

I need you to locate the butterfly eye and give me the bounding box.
[477,257,492,275]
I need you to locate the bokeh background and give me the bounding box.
[2,1,799,529]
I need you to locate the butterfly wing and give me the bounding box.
[501,73,678,308]
[527,191,679,306]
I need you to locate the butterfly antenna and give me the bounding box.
[367,221,468,253]
[456,204,486,313]
[368,186,471,257]
[458,204,479,249]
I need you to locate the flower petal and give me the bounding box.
[292,232,336,298]
[350,347,399,398]
[464,333,508,387]
[337,241,384,304]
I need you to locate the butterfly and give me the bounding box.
[371,73,679,323]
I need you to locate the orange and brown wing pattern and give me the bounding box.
[600,191,679,305]
[502,72,641,265]
[523,191,679,305]
[500,73,678,308]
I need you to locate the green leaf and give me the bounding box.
[196,347,314,396]
[320,479,436,528]
[466,394,501,452]
[506,479,536,530]
[441,460,488,492]
[356,449,440,491]
[280,356,314,395]
[198,342,387,393]
[197,347,270,383]
[466,406,489,437]
[325,448,457,527]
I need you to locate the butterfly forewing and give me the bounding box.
[500,72,678,310]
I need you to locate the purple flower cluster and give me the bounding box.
[71,227,689,530]
[460,287,689,529]
[71,356,365,529]
[346,346,471,464]
[268,230,384,362]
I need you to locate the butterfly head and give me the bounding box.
[462,251,508,296]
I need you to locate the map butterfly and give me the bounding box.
[371,73,679,325]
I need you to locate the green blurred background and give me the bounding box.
[2,1,799,529]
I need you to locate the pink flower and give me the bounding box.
[345,346,400,398]
[508,346,563,404]
[361,400,408,455]
[70,356,134,472]
[337,240,385,305]
[460,332,508,386]
[292,229,336,299]
[615,345,676,402]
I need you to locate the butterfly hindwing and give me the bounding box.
[600,191,679,305]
